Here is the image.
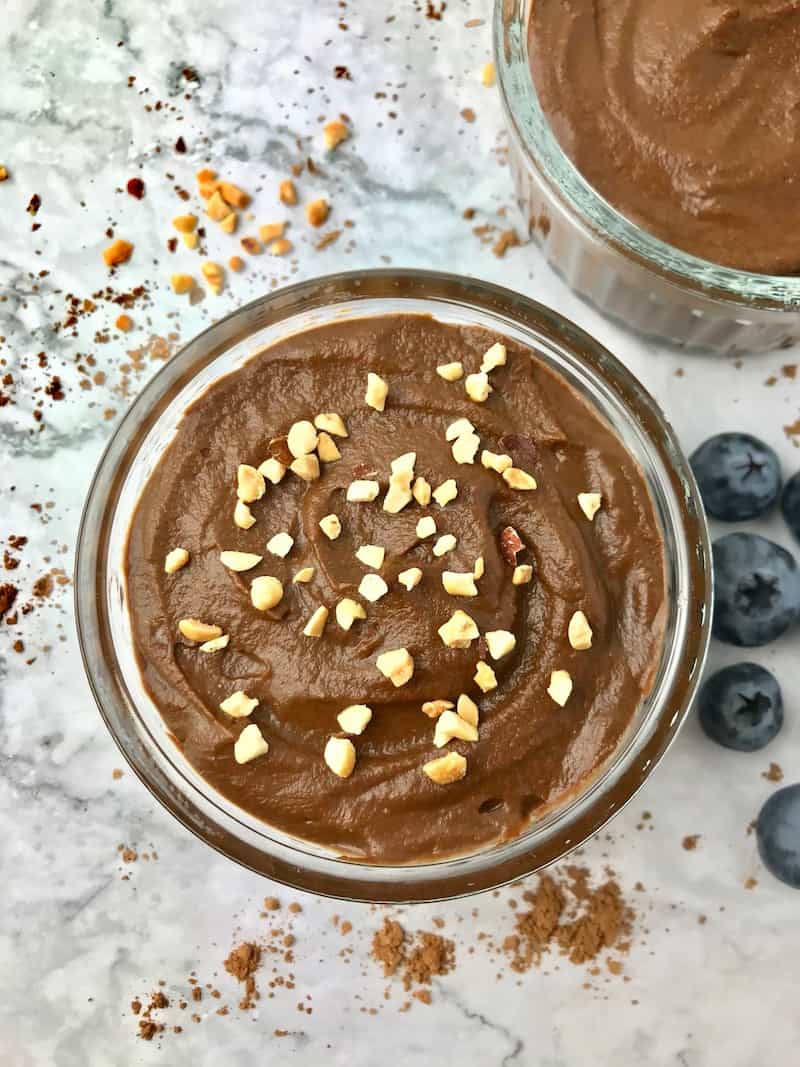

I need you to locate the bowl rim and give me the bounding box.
[75,268,713,902]
[493,0,800,311]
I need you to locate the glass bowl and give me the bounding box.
[75,269,711,902]
[494,0,800,354]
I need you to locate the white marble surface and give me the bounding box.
[1,1,798,1064]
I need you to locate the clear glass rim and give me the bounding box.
[74,268,712,902]
[493,0,800,310]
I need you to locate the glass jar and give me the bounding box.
[75,270,711,902]
[494,0,800,353]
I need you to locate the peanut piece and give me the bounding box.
[237,464,266,503]
[452,432,480,465]
[303,605,329,637]
[383,473,413,514]
[512,564,533,585]
[290,454,321,481]
[319,514,342,541]
[481,450,513,473]
[220,550,263,572]
[413,476,432,506]
[376,647,414,687]
[365,372,389,412]
[432,479,458,507]
[305,198,329,227]
[250,576,284,611]
[347,479,380,502]
[240,235,262,254]
[269,237,293,256]
[228,254,245,272]
[398,567,422,591]
[485,630,516,659]
[293,566,315,584]
[480,61,496,87]
[287,420,318,458]
[433,534,457,557]
[172,214,198,234]
[266,532,294,558]
[503,468,537,491]
[171,273,195,294]
[164,547,190,574]
[474,660,498,693]
[259,221,286,242]
[547,669,573,706]
[434,709,479,748]
[337,704,373,735]
[423,751,467,785]
[445,418,475,442]
[199,634,230,653]
[421,699,454,719]
[324,736,356,778]
[335,598,367,631]
[568,610,593,651]
[317,432,341,463]
[234,500,256,530]
[200,260,225,294]
[257,457,287,484]
[234,723,269,765]
[416,516,437,539]
[465,371,490,403]
[179,618,223,643]
[355,544,385,569]
[480,342,507,372]
[102,239,133,267]
[219,182,250,209]
[205,189,230,222]
[183,232,199,250]
[220,212,238,234]
[456,693,479,727]
[314,412,348,438]
[442,571,478,597]
[220,691,259,718]
[358,573,389,603]
[323,120,349,150]
[438,610,479,649]
[578,492,603,521]
[436,362,463,382]
[473,556,485,580]
[278,179,298,205]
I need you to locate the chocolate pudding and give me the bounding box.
[529,1,800,274]
[125,315,667,863]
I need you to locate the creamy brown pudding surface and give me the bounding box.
[529,0,800,274]
[125,315,666,863]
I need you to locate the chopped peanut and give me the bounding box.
[416,516,437,539]
[172,214,198,233]
[182,232,199,250]
[290,454,320,481]
[115,314,133,332]
[503,468,537,491]
[323,120,350,150]
[365,372,389,412]
[481,450,513,473]
[442,571,478,597]
[480,61,496,87]
[314,412,348,437]
[179,618,223,643]
[398,567,423,591]
[171,273,195,294]
[266,532,294,558]
[485,630,516,659]
[421,699,454,719]
[452,432,480,465]
[269,237,293,256]
[384,471,413,514]
[220,550,263,572]
[220,691,259,718]
[547,669,573,706]
[250,576,284,611]
[305,198,329,227]
[436,362,463,382]
[228,255,245,272]
[102,239,133,267]
[335,598,367,631]
[465,371,490,403]
[303,605,329,637]
[319,514,342,540]
[423,751,467,785]
[512,564,533,585]
[578,492,603,521]
[474,660,498,693]
[568,610,593,650]
[317,432,341,462]
[324,736,356,778]
[234,500,256,530]
[234,723,269,765]
[337,705,372,735]
[257,457,287,484]
[287,420,318,458]
[205,189,230,221]
[480,342,507,372]
[200,260,225,294]
[237,464,266,503]
[376,647,414,687]
[219,212,238,234]
[199,633,229,653]
[473,556,485,580]
[413,477,432,506]
[259,221,286,242]
[445,418,475,442]
[164,547,190,574]
[433,534,457,557]
[358,573,389,603]
[219,182,250,209]
[240,235,262,255]
[279,179,298,205]
[347,479,380,502]
[432,479,458,507]
[434,709,478,748]
[355,544,385,569]
[196,167,217,183]
[438,610,479,648]
[456,693,479,727]
[198,180,221,200]
[293,566,315,584]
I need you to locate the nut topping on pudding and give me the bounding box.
[125,315,666,862]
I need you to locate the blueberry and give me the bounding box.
[756,784,800,889]
[782,471,800,543]
[690,433,781,521]
[697,663,783,751]
[712,533,800,646]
